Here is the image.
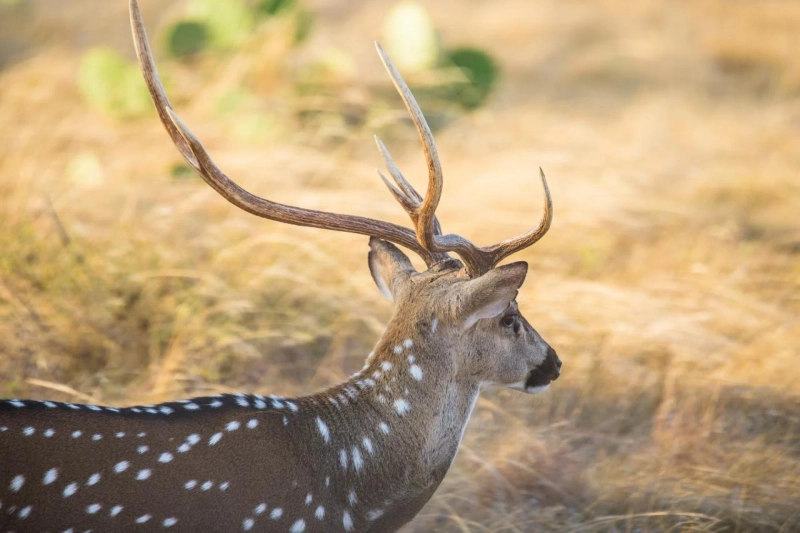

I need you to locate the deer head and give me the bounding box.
[369,238,560,398]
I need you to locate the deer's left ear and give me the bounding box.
[458,262,528,330]
[368,238,416,301]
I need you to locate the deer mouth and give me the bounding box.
[523,367,555,392]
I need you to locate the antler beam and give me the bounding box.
[129,0,439,265]
[131,0,551,278]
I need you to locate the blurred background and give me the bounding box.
[1,0,799,531]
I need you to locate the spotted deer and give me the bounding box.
[0,1,562,531]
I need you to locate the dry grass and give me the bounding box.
[2,0,800,531]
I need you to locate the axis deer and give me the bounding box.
[0,1,561,531]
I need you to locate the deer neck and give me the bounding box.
[307,334,479,517]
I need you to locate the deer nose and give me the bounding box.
[546,346,562,379]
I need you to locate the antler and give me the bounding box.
[129,0,437,265]
[129,0,551,278]
[373,44,553,277]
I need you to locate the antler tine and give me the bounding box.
[374,136,445,238]
[374,136,420,203]
[375,42,443,254]
[481,168,553,266]
[129,0,437,265]
[427,169,552,277]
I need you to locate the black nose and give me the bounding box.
[546,346,561,379]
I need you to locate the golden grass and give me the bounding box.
[2,0,800,531]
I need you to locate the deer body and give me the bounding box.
[0,350,461,532]
[1,1,564,530]
[1,282,557,532]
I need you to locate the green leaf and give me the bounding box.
[78,48,151,118]
[165,21,210,58]
[446,47,499,110]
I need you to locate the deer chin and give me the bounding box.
[506,371,553,394]
[505,365,558,394]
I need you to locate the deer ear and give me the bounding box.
[458,262,528,330]
[368,238,416,301]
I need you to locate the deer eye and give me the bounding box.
[501,314,517,328]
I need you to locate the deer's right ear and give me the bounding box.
[368,238,416,301]
[458,261,528,330]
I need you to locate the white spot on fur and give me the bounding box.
[86,503,101,514]
[403,339,413,349]
[352,446,364,472]
[43,468,58,485]
[380,361,393,371]
[110,505,123,517]
[409,364,423,381]
[10,475,24,492]
[164,517,178,527]
[226,421,240,431]
[393,345,403,354]
[136,469,151,480]
[23,426,35,436]
[289,519,306,532]
[348,490,358,505]
[159,452,173,463]
[187,434,201,445]
[316,417,330,444]
[270,508,283,520]
[71,430,82,438]
[209,432,223,445]
[136,514,152,523]
[431,318,438,332]
[18,505,31,519]
[63,482,78,497]
[242,518,254,531]
[185,480,197,489]
[201,481,213,490]
[87,473,100,486]
[137,445,149,454]
[255,503,267,515]
[339,448,348,469]
[362,437,374,455]
[379,422,390,434]
[367,508,385,520]
[343,510,354,531]
[393,398,410,415]
[315,505,325,519]
[184,402,199,410]
[247,419,258,429]
[114,461,129,473]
